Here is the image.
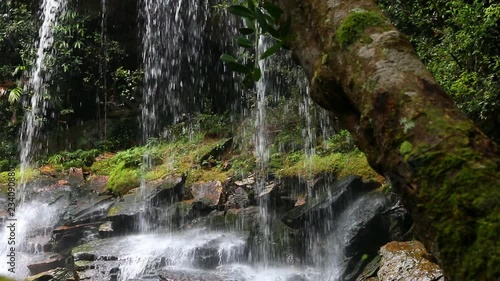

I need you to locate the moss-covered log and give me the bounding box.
[274,0,500,280]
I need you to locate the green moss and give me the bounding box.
[108,205,121,216]
[225,211,239,225]
[321,53,329,65]
[0,168,39,192]
[277,151,382,183]
[336,11,386,47]
[90,157,115,175]
[106,161,140,194]
[407,143,500,280]
[399,141,413,155]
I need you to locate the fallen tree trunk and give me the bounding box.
[273,0,499,280]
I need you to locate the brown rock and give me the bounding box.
[191,181,223,209]
[378,241,444,281]
[27,254,66,275]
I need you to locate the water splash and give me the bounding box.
[19,0,67,203]
[0,195,71,279]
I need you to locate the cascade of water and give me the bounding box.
[254,35,272,266]
[19,0,67,203]
[139,0,211,232]
[97,0,107,138]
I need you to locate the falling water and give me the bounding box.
[0,191,71,279]
[97,0,107,138]
[19,0,67,203]
[254,35,272,265]
[139,0,212,232]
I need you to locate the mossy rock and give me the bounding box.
[106,161,140,194]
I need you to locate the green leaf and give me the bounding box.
[243,74,255,88]
[267,26,280,38]
[236,36,254,48]
[261,40,283,60]
[238,27,255,35]
[255,8,270,33]
[227,61,251,74]
[253,67,262,81]
[247,0,255,12]
[228,5,255,20]
[220,54,238,63]
[8,87,22,104]
[263,2,283,22]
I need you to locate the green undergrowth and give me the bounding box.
[90,134,239,194]
[276,150,382,182]
[0,167,39,193]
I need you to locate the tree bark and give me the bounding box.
[274,0,500,280]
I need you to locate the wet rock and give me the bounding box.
[225,187,249,209]
[258,182,278,198]
[329,192,391,281]
[191,181,223,210]
[63,194,115,226]
[87,175,109,194]
[158,268,242,281]
[52,222,101,252]
[377,241,444,281]
[147,175,185,206]
[25,268,74,281]
[224,207,260,231]
[27,254,66,275]
[98,221,114,238]
[356,255,381,281]
[234,176,255,187]
[281,175,368,229]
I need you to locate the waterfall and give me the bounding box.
[139,0,212,232]
[19,0,67,203]
[254,35,272,266]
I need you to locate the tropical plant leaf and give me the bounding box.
[237,36,253,48]
[220,54,238,63]
[263,2,283,23]
[238,27,255,35]
[227,61,251,74]
[228,5,255,20]
[253,67,262,81]
[8,87,22,104]
[255,8,270,33]
[261,40,283,60]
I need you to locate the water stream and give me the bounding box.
[19,0,67,204]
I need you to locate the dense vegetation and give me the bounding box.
[1,0,497,167]
[378,0,500,142]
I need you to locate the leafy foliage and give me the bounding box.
[220,0,290,87]
[378,0,500,142]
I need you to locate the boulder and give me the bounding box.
[147,175,185,206]
[24,268,74,281]
[282,175,368,229]
[52,222,101,252]
[27,254,66,275]
[191,181,223,210]
[62,194,114,226]
[98,221,114,238]
[225,187,249,209]
[377,241,444,281]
